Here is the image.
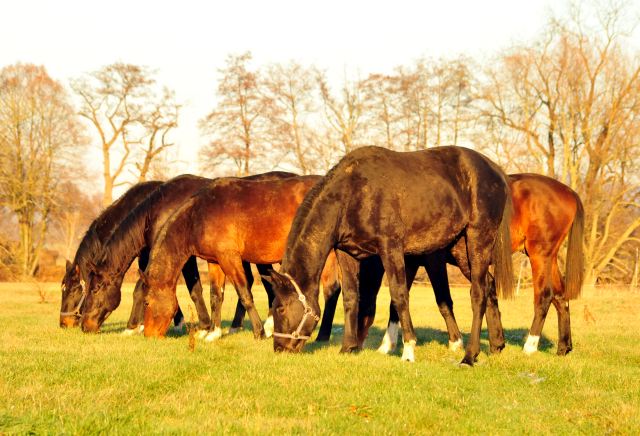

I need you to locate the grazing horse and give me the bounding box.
[357,173,584,356]
[59,181,162,328]
[266,146,513,366]
[81,172,296,335]
[139,176,341,339]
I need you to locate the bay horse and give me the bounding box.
[357,173,584,356]
[139,176,341,340]
[81,172,297,335]
[266,146,513,366]
[59,181,162,328]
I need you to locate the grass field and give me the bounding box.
[1,281,639,435]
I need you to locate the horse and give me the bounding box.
[81,172,296,336]
[356,173,584,356]
[265,146,513,366]
[138,176,341,340]
[60,181,163,328]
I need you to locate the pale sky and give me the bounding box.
[2,0,626,194]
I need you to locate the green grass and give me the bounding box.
[1,281,639,435]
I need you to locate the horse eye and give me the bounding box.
[276,306,285,315]
[144,302,150,307]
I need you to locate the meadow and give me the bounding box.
[0,280,638,435]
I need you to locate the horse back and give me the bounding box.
[508,173,578,254]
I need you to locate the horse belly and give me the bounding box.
[402,203,467,255]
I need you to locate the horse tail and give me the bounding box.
[565,190,585,300]
[493,191,515,299]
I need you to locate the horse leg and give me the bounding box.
[424,249,464,351]
[205,262,226,341]
[317,250,342,342]
[181,255,212,337]
[551,259,573,355]
[356,257,384,349]
[378,242,417,362]
[451,236,504,354]
[524,254,554,355]
[460,227,496,367]
[229,261,254,333]
[124,248,151,335]
[377,255,419,353]
[335,250,360,353]
[256,264,276,338]
[219,258,264,339]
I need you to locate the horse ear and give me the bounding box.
[138,269,151,286]
[260,275,274,287]
[66,259,73,272]
[85,260,97,275]
[268,270,297,298]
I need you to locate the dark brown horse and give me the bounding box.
[81,172,296,334]
[59,181,162,328]
[139,176,341,339]
[363,173,584,356]
[266,146,513,366]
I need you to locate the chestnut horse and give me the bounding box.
[81,172,297,335]
[140,176,341,339]
[266,146,513,366]
[60,181,163,328]
[357,173,584,356]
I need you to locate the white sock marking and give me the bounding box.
[197,330,208,339]
[205,327,222,342]
[122,329,135,336]
[449,338,464,351]
[401,340,416,362]
[137,325,144,334]
[263,315,274,338]
[229,326,241,334]
[173,320,185,331]
[523,335,540,355]
[377,322,399,354]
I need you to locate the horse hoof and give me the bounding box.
[449,338,463,351]
[315,336,330,342]
[196,330,208,339]
[523,335,540,355]
[458,362,472,368]
[137,325,144,334]
[229,327,242,334]
[122,329,135,336]
[400,340,416,362]
[263,315,274,338]
[205,327,222,342]
[173,320,185,331]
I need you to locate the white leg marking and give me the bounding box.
[229,326,241,334]
[122,329,135,336]
[263,315,274,338]
[449,338,464,351]
[401,340,416,363]
[137,325,144,334]
[173,320,185,331]
[376,322,399,354]
[523,335,540,355]
[205,327,222,342]
[197,330,208,339]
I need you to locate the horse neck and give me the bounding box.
[146,200,195,288]
[281,197,341,303]
[100,208,151,278]
[73,224,101,283]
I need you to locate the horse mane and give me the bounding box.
[97,185,164,274]
[72,221,102,280]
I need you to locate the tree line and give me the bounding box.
[1,1,639,285]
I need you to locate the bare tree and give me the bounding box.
[199,52,271,177]
[0,63,85,278]
[263,60,317,174]
[476,0,640,285]
[135,87,181,182]
[70,62,154,206]
[317,69,366,155]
